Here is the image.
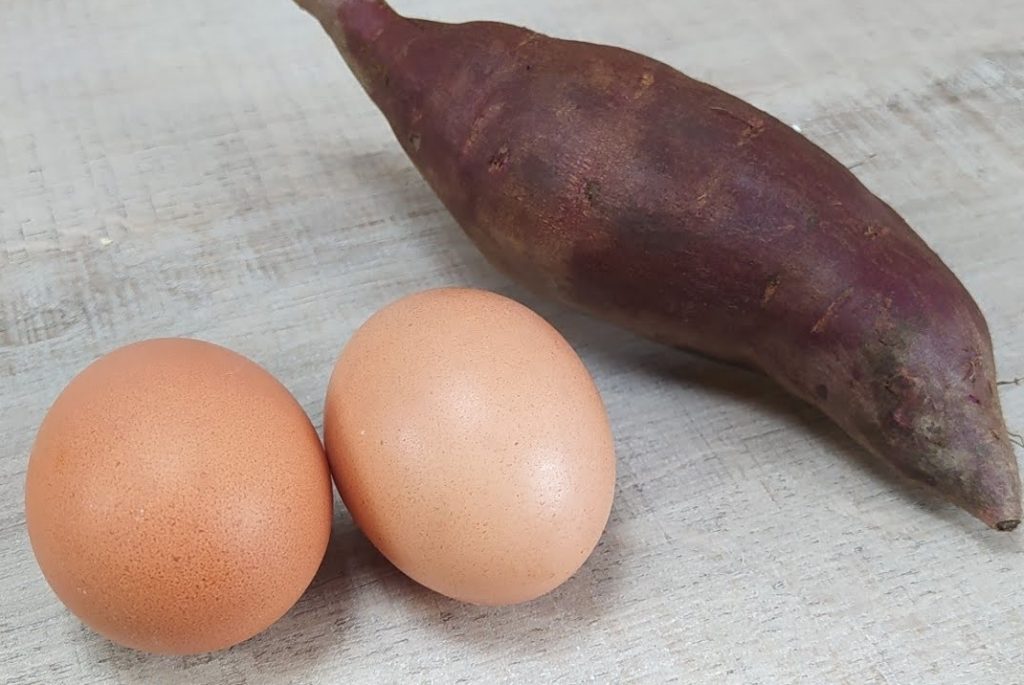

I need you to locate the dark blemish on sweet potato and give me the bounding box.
[518,153,559,195]
[762,276,781,306]
[488,145,510,171]
[584,180,601,205]
[563,83,612,113]
[816,384,829,401]
[608,207,693,256]
[804,211,821,232]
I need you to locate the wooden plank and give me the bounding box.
[2,0,1022,682]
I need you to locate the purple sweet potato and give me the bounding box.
[296,0,1022,529]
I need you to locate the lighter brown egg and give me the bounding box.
[24,339,333,655]
[324,288,616,606]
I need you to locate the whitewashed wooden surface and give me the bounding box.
[2,0,1023,682]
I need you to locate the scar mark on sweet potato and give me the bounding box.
[965,354,983,382]
[461,102,506,156]
[408,132,422,151]
[513,33,542,53]
[634,72,655,98]
[709,105,747,123]
[515,34,540,49]
[812,288,854,334]
[709,106,765,144]
[488,145,510,172]
[393,25,433,63]
[762,276,781,306]
[865,224,890,240]
[740,117,766,144]
[583,180,601,204]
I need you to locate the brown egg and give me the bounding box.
[324,288,616,606]
[24,339,333,655]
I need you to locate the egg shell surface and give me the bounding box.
[24,338,333,655]
[325,288,616,606]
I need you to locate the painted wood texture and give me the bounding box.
[1,0,1022,682]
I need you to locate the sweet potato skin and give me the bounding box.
[298,0,1021,528]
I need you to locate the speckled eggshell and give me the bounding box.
[324,288,616,606]
[24,339,333,655]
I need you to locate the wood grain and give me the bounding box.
[2,0,1022,683]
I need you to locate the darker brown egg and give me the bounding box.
[24,339,333,655]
